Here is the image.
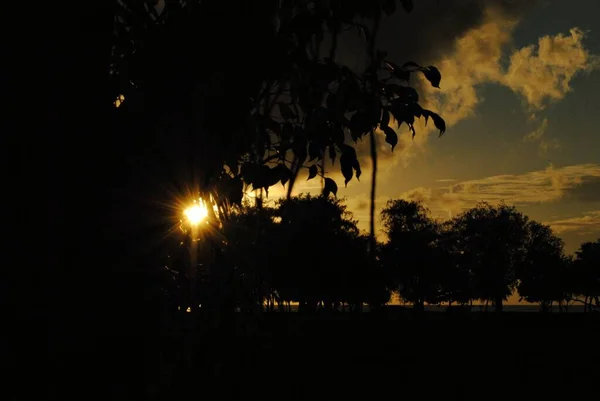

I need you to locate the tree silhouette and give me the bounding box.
[517,221,568,312]
[451,202,529,312]
[270,194,373,312]
[220,205,279,312]
[437,221,474,307]
[571,239,600,312]
[380,200,444,310]
[111,0,446,259]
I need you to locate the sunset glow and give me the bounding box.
[184,201,208,225]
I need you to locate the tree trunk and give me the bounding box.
[494,295,504,313]
[414,299,425,312]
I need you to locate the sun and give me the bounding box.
[184,201,208,225]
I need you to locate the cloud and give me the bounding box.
[522,118,560,154]
[420,18,596,121]
[376,5,597,170]
[266,3,600,223]
[378,0,536,67]
[565,176,600,202]
[544,211,600,235]
[502,28,599,110]
[399,163,600,217]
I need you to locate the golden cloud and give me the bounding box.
[522,118,560,155]
[393,10,597,168]
[544,211,600,235]
[502,28,597,110]
[399,164,600,218]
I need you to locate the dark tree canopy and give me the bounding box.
[380,200,445,308]
[450,202,529,312]
[110,0,446,233]
[517,221,569,311]
[571,239,600,310]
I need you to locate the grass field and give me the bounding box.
[13,309,600,400]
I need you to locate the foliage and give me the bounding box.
[380,199,445,308]
[270,194,386,310]
[450,202,529,312]
[571,239,600,310]
[517,221,569,311]
[110,0,446,225]
[161,193,599,314]
[436,221,474,306]
[162,195,390,312]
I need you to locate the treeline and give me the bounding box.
[160,195,600,314]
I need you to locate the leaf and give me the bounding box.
[408,102,424,118]
[381,110,390,128]
[266,118,282,136]
[386,84,418,102]
[339,144,361,183]
[393,69,410,81]
[402,61,421,69]
[307,164,318,180]
[278,103,297,120]
[225,160,239,176]
[382,0,396,16]
[331,125,345,145]
[241,163,259,186]
[227,176,243,206]
[282,122,294,140]
[277,140,292,160]
[409,123,416,139]
[250,165,273,190]
[399,0,413,12]
[323,177,338,198]
[383,126,398,151]
[326,93,338,110]
[356,24,370,41]
[427,110,446,137]
[308,141,322,161]
[390,100,414,126]
[266,166,283,187]
[383,61,398,71]
[340,154,354,186]
[350,111,371,141]
[376,50,388,65]
[353,158,362,181]
[275,164,293,186]
[421,66,442,88]
[328,145,336,165]
[292,139,307,163]
[294,125,306,138]
[340,143,358,160]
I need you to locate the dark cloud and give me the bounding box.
[378,0,537,65]
[567,176,600,202]
[334,0,537,166]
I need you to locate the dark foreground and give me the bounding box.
[15,310,600,401]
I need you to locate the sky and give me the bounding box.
[264,0,600,258]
